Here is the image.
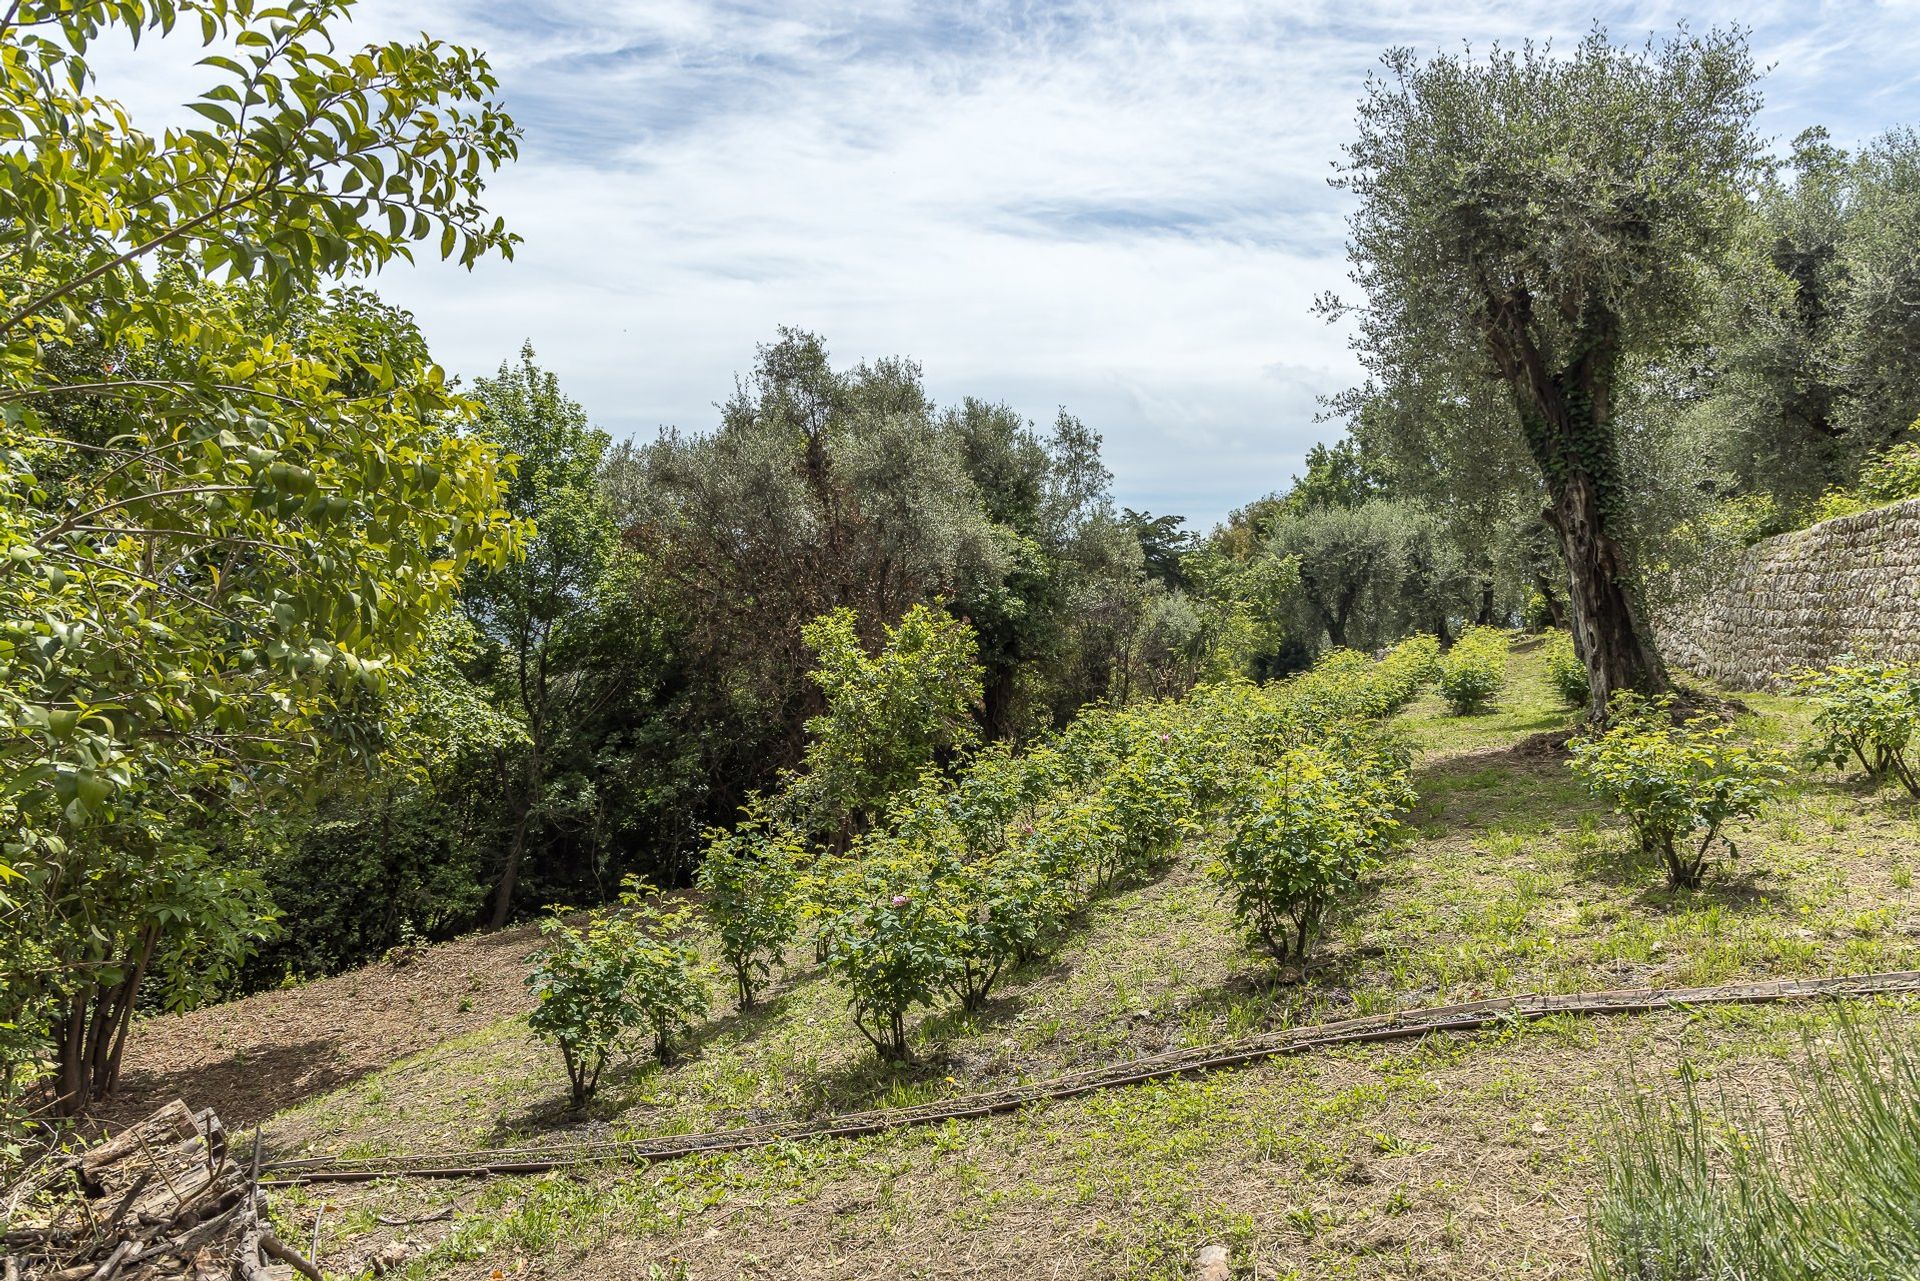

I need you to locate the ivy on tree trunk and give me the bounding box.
[1482,289,1669,718]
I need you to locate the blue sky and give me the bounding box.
[96,1,1920,528]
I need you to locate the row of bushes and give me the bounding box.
[794,636,1439,1060]
[524,637,1442,1096]
[529,637,1920,1100]
[1437,624,1509,714]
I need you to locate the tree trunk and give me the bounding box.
[980,659,1017,742]
[488,803,530,930]
[1480,290,1668,719]
[1532,568,1569,630]
[1544,470,1667,719]
[53,923,158,1115]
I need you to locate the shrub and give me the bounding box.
[1543,630,1591,708]
[943,743,1051,856]
[1436,626,1509,715]
[791,604,983,840]
[942,849,1063,1011]
[525,883,708,1107]
[696,807,804,1009]
[1589,1017,1920,1281]
[614,884,710,1067]
[1859,432,1920,506]
[1795,658,1920,797]
[1569,695,1787,889]
[1096,745,1196,887]
[1384,633,1443,701]
[1211,740,1410,968]
[1804,424,1920,525]
[819,845,964,1060]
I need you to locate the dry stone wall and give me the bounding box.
[1656,498,1920,690]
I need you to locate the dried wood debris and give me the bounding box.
[2,1099,322,1280]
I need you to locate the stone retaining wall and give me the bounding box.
[1655,498,1920,690]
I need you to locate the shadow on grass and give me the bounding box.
[1569,834,1784,915]
[1169,876,1394,1034]
[1409,745,1599,838]
[478,987,819,1143]
[112,1036,356,1134]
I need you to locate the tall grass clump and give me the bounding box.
[1590,1016,1920,1280]
[1437,625,1509,715]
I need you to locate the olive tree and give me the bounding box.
[1704,126,1920,506]
[1328,29,1765,716]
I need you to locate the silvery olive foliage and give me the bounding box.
[1328,28,1766,714]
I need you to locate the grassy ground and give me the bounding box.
[186,641,1920,1278]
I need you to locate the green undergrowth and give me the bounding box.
[259,641,1920,1278]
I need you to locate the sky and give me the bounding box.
[90,1,1920,528]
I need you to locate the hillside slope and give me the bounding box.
[119,644,1920,1279]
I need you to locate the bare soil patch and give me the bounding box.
[103,924,543,1131]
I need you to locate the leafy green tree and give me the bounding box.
[790,606,983,842]
[1706,128,1856,500]
[0,0,520,1112]
[1832,132,1920,457]
[1340,376,1551,630]
[1035,412,1154,715]
[1180,537,1301,681]
[242,610,524,984]
[1264,499,1426,650]
[606,331,1008,806]
[461,346,614,927]
[1330,29,1765,716]
[939,397,1058,739]
[1702,127,1920,507]
[1277,440,1384,517]
[1122,509,1196,590]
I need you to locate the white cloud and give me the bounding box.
[81,0,1920,527]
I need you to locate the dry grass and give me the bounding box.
[104,923,544,1132]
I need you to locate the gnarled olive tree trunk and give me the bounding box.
[1483,291,1669,719]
